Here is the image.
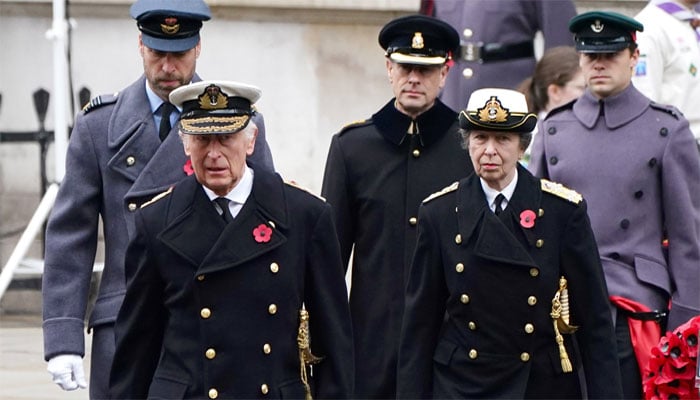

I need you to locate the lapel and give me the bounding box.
[159,167,290,274]
[457,168,537,267]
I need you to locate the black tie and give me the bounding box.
[494,194,506,216]
[159,102,175,141]
[214,197,233,223]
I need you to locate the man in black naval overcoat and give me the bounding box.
[109,81,353,399]
[320,14,473,398]
[397,88,622,399]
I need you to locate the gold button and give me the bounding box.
[128,203,137,211]
[270,263,279,273]
[520,352,530,362]
[412,149,420,158]
[529,268,539,277]
[468,349,478,359]
[455,263,464,273]
[268,304,277,315]
[126,156,136,166]
[208,388,218,399]
[455,234,462,244]
[197,274,205,281]
[462,68,474,79]
[468,321,476,330]
[535,239,544,248]
[460,294,470,304]
[200,308,211,319]
[409,217,417,226]
[261,384,269,395]
[524,323,534,334]
[463,28,473,38]
[527,296,537,306]
[538,208,544,217]
[205,348,216,359]
[263,343,271,354]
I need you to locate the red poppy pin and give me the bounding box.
[519,210,536,229]
[253,224,273,243]
[183,159,194,176]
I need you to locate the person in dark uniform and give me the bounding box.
[41,1,275,397]
[109,81,353,399]
[397,88,622,399]
[320,14,473,399]
[529,11,700,399]
[420,0,577,111]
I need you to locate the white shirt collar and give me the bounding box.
[203,165,254,205]
[480,168,518,212]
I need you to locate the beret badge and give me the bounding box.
[477,96,509,124]
[160,17,180,35]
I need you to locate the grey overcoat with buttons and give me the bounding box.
[529,84,700,330]
[430,0,576,111]
[42,75,275,361]
[109,169,353,399]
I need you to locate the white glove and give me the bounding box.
[47,354,88,391]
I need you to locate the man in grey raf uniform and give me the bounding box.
[529,11,700,398]
[109,81,353,399]
[321,14,472,398]
[41,0,274,397]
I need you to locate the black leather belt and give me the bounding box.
[460,40,535,63]
[617,308,668,323]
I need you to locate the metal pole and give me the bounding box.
[0,184,59,301]
[48,0,69,183]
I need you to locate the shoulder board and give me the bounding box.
[540,179,582,204]
[544,99,575,120]
[423,181,459,204]
[649,102,681,119]
[82,92,119,114]
[140,186,173,209]
[285,180,325,202]
[338,119,371,135]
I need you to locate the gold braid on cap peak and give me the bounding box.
[550,276,578,373]
[297,306,323,400]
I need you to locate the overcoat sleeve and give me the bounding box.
[321,135,356,270]
[396,203,448,399]
[42,113,102,359]
[660,120,700,329]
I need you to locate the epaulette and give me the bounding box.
[285,180,325,202]
[82,93,119,114]
[649,101,682,120]
[423,181,459,203]
[543,98,575,120]
[338,119,372,135]
[140,186,174,209]
[541,179,582,204]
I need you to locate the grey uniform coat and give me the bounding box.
[42,75,274,360]
[397,165,622,398]
[321,98,472,398]
[529,84,700,330]
[109,169,353,399]
[431,0,576,111]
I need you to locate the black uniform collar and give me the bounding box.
[371,98,457,147]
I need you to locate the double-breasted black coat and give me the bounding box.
[397,165,622,399]
[321,99,472,398]
[109,167,353,399]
